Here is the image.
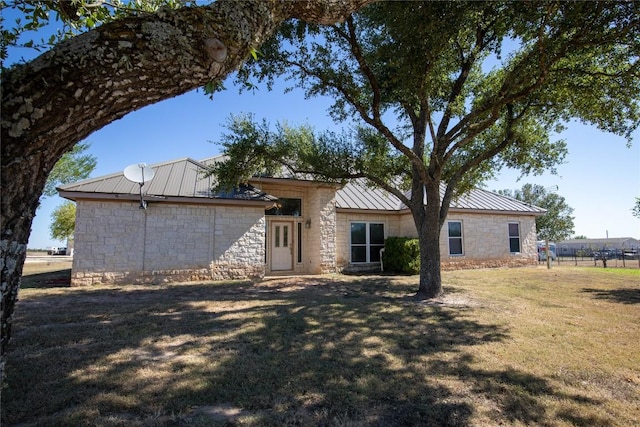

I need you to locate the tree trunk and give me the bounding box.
[413,179,444,299]
[0,0,373,382]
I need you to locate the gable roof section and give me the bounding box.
[336,180,404,211]
[59,156,544,215]
[446,186,546,214]
[58,157,277,204]
[202,155,541,214]
[337,179,546,215]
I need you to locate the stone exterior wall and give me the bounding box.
[209,206,266,280]
[71,201,265,286]
[340,210,538,272]
[308,187,337,273]
[403,211,538,268]
[71,192,538,286]
[237,181,338,275]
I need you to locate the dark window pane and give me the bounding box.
[448,221,462,237]
[449,239,463,255]
[510,238,520,253]
[283,226,288,247]
[508,223,519,237]
[275,226,280,248]
[351,246,366,263]
[351,223,366,244]
[297,222,302,263]
[266,198,302,216]
[370,245,385,262]
[370,223,385,245]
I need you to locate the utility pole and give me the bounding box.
[543,185,559,270]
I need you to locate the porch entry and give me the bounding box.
[270,220,293,271]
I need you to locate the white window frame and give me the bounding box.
[508,222,521,253]
[350,221,385,263]
[447,220,464,256]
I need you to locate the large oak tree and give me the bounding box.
[211,1,639,299]
[0,0,373,380]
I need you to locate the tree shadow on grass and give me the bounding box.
[2,276,611,426]
[581,287,640,304]
[19,268,71,289]
[427,354,608,427]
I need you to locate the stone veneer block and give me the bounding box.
[71,201,265,286]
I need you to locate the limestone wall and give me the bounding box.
[439,212,538,263]
[249,181,338,275]
[340,210,538,271]
[71,196,538,285]
[71,201,265,285]
[308,187,337,273]
[401,212,538,264]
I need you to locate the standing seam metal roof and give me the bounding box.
[336,179,546,214]
[58,158,276,202]
[59,156,545,214]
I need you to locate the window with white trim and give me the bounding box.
[508,222,521,253]
[448,221,464,256]
[350,222,385,263]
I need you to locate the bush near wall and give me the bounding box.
[383,237,420,274]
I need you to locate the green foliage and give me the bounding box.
[207,114,406,192]
[243,1,638,183]
[44,142,97,198]
[210,114,410,200]
[632,197,640,219]
[205,114,302,190]
[225,1,640,211]
[218,1,639,295]
[498,184,575,242]
[49,201,75,241]
[382,237,420,275]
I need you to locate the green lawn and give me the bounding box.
[2,265,639,426]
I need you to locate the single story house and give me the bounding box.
[58,156,546,286]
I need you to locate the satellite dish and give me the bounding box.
[124,163,155,184]
[123,163,155,209]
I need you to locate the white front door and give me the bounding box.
[271,221,293,271]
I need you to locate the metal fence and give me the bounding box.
[544,249,640,269]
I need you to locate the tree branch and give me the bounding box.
[338,17,423,167]
[436,18,494,145]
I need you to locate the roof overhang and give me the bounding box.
[59,191,277,208]
[446,207,547,217]
[336,207,404,215]
[336,206,545,217]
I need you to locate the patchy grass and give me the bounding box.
[19,261,72,289]
[2,265,639,426]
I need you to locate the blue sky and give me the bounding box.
[4,7,639,249]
